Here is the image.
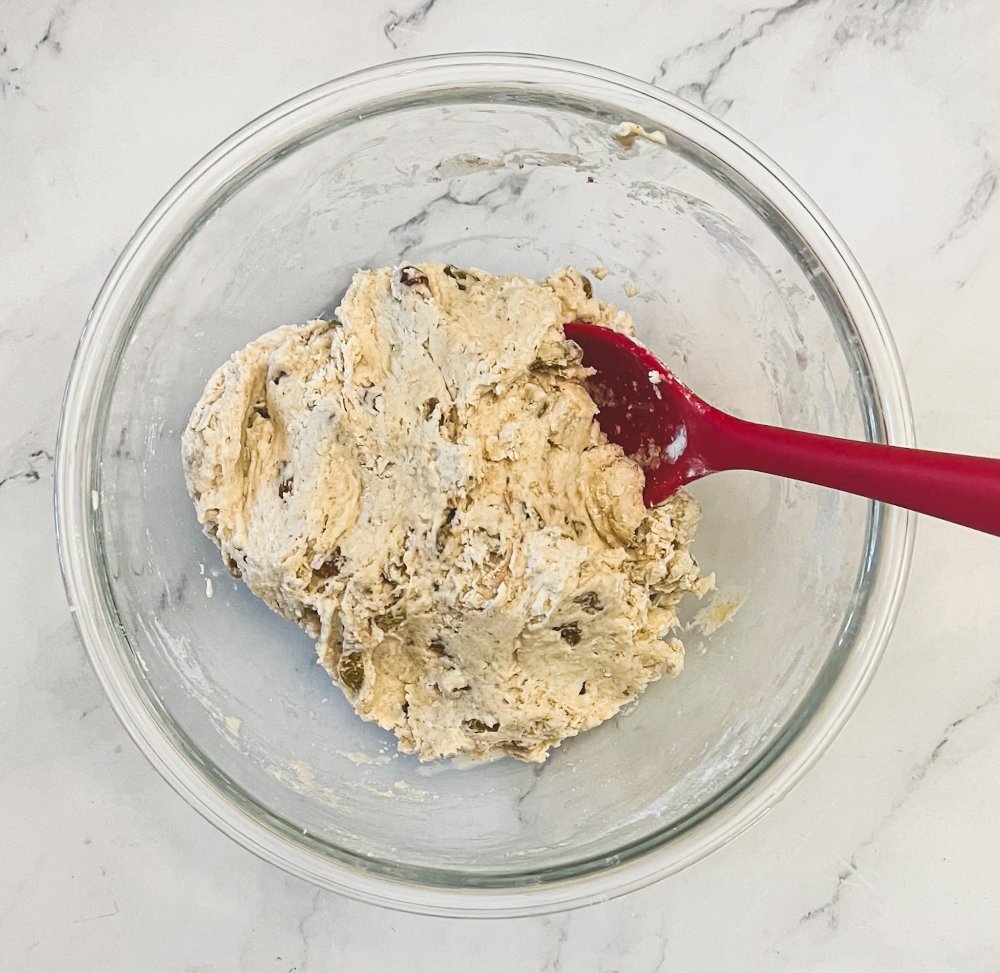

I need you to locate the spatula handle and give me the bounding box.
[704,411,1000,536]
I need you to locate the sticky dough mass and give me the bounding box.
[182,264,710,762]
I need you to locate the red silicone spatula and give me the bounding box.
[565,321,1000,535]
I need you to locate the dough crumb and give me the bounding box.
[692,588,747,635]
[337,750,391,766]
[613,121,668,148]
[623,281,640,297]
[290,760,315,788]
[588,265,609,280]
[182,264,709,763]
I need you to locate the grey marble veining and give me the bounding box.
[3,0,1000,969]
[383,0,439,49]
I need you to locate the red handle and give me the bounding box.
[698,409,1000,536]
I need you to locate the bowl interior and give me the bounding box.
[90,80,879,886]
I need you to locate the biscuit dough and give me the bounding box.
[182,264,709,762]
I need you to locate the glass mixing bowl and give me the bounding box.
[56,54,914,917]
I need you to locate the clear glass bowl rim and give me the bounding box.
[55,52,915,918]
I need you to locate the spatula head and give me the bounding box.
[564,321,711,505]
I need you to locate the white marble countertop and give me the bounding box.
[4,0,1000,969]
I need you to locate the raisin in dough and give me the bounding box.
[182,264,710,762]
